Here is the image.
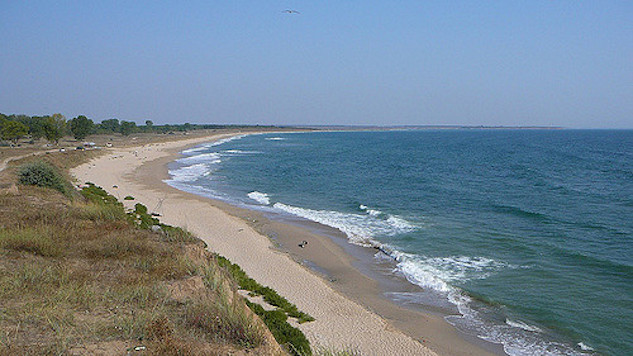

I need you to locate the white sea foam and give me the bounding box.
[177,152,221,164]
[446,294,589,356]
[181,145,210,154]
[223,149,260,154]
[506,319,543,333]
[212,134,247,147]
[181,134,248,154]
[392,254,511,293]
[272,202,417,246]
[247,191,270,205]
[265,137,286,141]
[168,163,210,183]
[359,204,382,217]
[577,342,594,351]
[380,250,589,356]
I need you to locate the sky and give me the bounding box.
[1,1,632,128]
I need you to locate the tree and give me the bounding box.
[17,115,46,141]
[43,113,67,145]
[120,121,137,136]
[145,120,153,127]
[69,115,95,140]
[100,118,120,133]
[1,120,29,144]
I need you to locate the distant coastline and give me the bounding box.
[290,125,565,131]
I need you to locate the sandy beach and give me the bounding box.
[71,132,500,356]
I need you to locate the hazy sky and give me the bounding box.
[1,1,632,128]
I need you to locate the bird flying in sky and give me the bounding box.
[282,9,300,14]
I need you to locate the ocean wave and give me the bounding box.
[394,254,512,292]
[167,163,210,183]
[379,249,589,356]
[248,191,270,205]
[265,137,286,141]
[272,202,418,246]
[577,342,594,351]
[223,149,261,154]
[359,204,382,217]
[177,152,221,164]
[181,135,248,155]
[212,134,248,147]
[447,296,590,356]
[181,145,209,154]
[506,319,543,333]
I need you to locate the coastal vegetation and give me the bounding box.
[17,161,72,196]
[0,150,315,355]
[0,112,279,146]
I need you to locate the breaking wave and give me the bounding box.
[248,191,271,205]
[272,202,417,246]
[167,163,210,183]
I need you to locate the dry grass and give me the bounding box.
[0,153,282,355]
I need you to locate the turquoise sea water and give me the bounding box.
[167,130,633,356]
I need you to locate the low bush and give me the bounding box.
[18,161,71,195]
[246,301,311,356]
[124,195,135,200]
[217,255,314,323]
[159,224,199,244]
[80,183,121,206]
[132,203,159,230]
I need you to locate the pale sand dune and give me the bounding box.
[72,133,438,356]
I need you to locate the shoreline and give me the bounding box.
[72,131,502,355]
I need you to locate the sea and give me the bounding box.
[166,130,633,356]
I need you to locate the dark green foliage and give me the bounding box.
[134,203,148,215]
[131,203,159,229]
[159,224,198,244]
[0,112,282,141]
[246,301,311,356]
[18,161,71,195]
[42,113,67,144]
[80,182,122,206]
[80,185,196,244]
[1,120,28,143]
[69,115,95,140]
[124,195,135,200]
[217,256,314,324]
[120,121,137,136]
[16,115,46,140]
[99,118,120,133]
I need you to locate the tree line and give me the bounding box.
[0,113,264,145]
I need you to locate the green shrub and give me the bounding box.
[123,195,135,200]
[246,301,311,355]
[18,161,70,195]
[217,255,314,323]
[159,224,198,244]
[80,183,121,206]
[132,203,159,230]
